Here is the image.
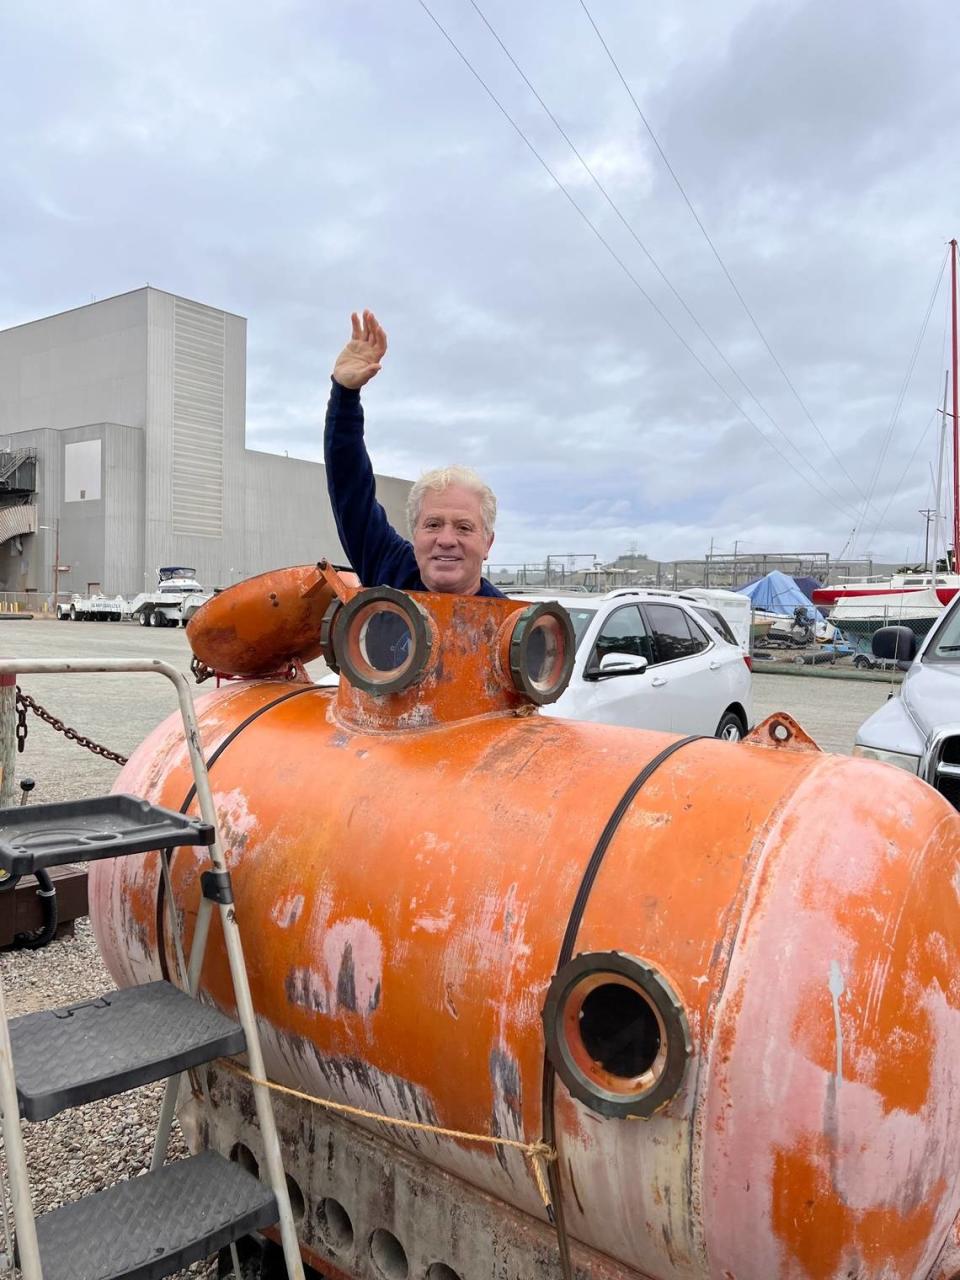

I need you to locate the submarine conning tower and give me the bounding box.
[90,561,960,1280]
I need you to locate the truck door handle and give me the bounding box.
[651,676,667,687]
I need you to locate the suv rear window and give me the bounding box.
[645,603,709,663]
[692,606,736,647]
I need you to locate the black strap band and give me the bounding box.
[556,735,702,970]
[541,734,703,1275]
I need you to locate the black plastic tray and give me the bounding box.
[0,794,214,874]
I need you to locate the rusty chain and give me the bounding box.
[15,687,129,766]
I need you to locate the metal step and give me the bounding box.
[33,1150,278,1280]
[10,982,245,1121]
[0,795,214,876]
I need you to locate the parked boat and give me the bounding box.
[818,237,960,629]
[828,586,944,651]
[813,571,959,609]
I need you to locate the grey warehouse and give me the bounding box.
[0,287,411,599]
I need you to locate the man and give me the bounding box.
[324,310,505,599]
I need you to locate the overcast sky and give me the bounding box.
[2,0,959,568]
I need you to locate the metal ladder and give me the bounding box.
[0,657,305,1280]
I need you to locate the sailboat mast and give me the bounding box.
[933,369,949,582]
[952,238,959,569]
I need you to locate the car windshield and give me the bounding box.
[925,598,960,661]
[566,608,597,651]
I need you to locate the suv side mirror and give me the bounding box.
[871,625,917,667]
[587,652,649,680]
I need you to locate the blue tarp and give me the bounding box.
[735,570,826,620]
[793,575,822,602]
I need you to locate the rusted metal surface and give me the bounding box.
[186,563,359,677]
[90,568,960,1279]
[180,1063,643,1280]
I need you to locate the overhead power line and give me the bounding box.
[415,0,862,522]
[853,248,948,552]
[463,0,863,520]
[577,0,868,505]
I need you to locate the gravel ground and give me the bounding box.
[0,617,900,1277]
[1,921,218,1279]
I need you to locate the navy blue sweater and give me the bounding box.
[323,379,504,597]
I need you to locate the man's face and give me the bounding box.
[413,484,494,594]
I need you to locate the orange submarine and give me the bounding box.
[90,561,960,1280]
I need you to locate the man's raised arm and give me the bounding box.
[323,310,414,587]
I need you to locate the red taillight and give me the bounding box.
[743,655,753,671]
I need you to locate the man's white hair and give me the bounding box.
[406,465,497,538]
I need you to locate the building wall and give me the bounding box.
[239,449,411,581]
[0,288,413,595]
[103,424,145,594]
[0,292,147,435]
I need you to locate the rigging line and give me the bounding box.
[415,0,861,522]
[862,407,939,554]
[861,251,947,509]
[852,249,948,550]
[576,0,868,503]
[463,0,864,520]
[867,335,952,557]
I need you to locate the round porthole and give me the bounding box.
[332,586,433,695]
[506,603,575,705]
[320,599,342,675]
[542,951,691,1117]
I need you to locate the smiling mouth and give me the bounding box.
[432,556,462,563]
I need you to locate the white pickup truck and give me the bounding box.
[853,593,960,810]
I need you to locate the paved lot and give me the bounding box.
[1,617,899,806]
[3,617,199,804]
[751,669,894,755]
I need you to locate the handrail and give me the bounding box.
[0,657,305,1280]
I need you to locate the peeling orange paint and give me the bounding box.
[88,572,960,1280]
[772,1139,940,1278]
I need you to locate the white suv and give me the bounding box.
[513,590,753,740]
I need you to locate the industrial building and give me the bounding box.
[0,288,411,599]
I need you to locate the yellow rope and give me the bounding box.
[219,1059,557,1211]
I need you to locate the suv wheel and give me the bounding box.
[715,711,745,742]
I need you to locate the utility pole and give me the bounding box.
[39,519,63,609]
[919,509,937,569]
